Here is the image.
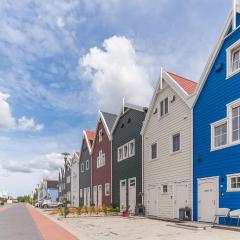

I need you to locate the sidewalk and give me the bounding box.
[27,205,79,240]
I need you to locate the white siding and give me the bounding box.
[143,83,192,219]
[71,159,80,207]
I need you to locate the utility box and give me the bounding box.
[179,207,192,221]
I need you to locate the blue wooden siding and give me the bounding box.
[193,19,240,221]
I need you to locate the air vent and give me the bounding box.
[170,95,176,103]
[127,118,131,123]
[121,123,124,128]
[153,108,158,114]
[215,63,223,73]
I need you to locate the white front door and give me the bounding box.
[128,178,136,213]
[120,179,127,211]
[97,185,102,207]
[198,177,219,223]
[148,187,158,216]
[174,182,189,219]
[84,188,87,206]
[93,186,97,207]
[87,187,90,207]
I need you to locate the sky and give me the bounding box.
[0,0,232,196]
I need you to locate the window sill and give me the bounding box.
[226,68,240,79]
[170,150,182,155]
[158,113,169,120]
[226,189,240,192]
[149,157,159,162]
[211,140,240,152]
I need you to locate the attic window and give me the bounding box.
[226,40,240,78]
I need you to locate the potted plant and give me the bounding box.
[121,204,129,217]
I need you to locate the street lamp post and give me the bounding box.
[61,152,70,218]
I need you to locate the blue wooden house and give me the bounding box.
[193,1,240,223]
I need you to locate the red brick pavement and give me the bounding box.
[27,205,79,240]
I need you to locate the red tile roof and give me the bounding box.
[85,130,95,141]
[167,71,197,95]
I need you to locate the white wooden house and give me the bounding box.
[141,69,197,219]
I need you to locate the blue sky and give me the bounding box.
[0,0,232,196]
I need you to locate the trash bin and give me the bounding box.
[179,207,192,221]
[179,208,186,221]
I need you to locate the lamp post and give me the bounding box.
[61,152,70,218]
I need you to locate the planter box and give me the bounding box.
[122,211,129,217]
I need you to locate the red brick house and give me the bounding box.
[91,111,117,207]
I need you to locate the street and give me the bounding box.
[0,204,78,240]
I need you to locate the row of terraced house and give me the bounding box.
[58,2,240,224]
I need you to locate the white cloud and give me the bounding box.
[18,116,44,131]
[0,91,44,131]
[81,36,154,111]
[2,152,63,174]
[0,92,16,130]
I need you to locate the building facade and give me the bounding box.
[79,130,94,207]
[193,4,240,223]
[71,152,80,207]
[111,103,147,212]
[92,111,117,207]
[141,69,197,219]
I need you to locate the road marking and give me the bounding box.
[27,205,79,240]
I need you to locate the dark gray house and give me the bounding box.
[79,130,94,207]
[111,103,147,212]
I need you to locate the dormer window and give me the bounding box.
[226,40,240,78]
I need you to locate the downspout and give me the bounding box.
[191,107,194,221]
[110,137,113,204]
[141,134,144,205]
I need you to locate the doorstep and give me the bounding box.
[212,224,240,232]
[147,215,181,223]
[174,221,212,230]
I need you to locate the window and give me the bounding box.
[80,188,83,198]
[118,147,123,161]
[129,178,136,187]
[159,97,169,118]
[226,40,240,78]
[105,183,110,196]
[212,122,227,148]
[123,144,128,159]
[128,140,135,157]
[151,142,157,160]
[67,176,70,183]
[86,160,89,170]
[227,174,240,192]
[232,106,240,142]
[232,48,240,72]
[172,133,181,153]
[97,150,105,168]
[81,163,84,172]
[162,185,168,193]
[99,129,103,142]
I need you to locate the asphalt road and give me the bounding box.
[0,204,43,240]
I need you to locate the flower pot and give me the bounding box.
[122,210,129,217]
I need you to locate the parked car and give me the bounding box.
[42,199,63,208]
[0,200,4,206]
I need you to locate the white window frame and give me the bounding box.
[97,150,105,168]
[105,183,110,196]
[227,173,240,192]
[226,40,240,78]
[150,142,158,160]
[81,163,84,173]
[80,188,83,198]
[123,143,129,159]
[86,160,89,170]
[171,132,181,154]
[128,139,135,157]
[118,146,123,162]
[228,99,240,145]
[211,118,228,151]
[99,129,103,142]
[159,97,169,119]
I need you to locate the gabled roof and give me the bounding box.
[141,68,197,135]
[167,71,197,95]
[91,111,117,151]
[110,101,148,137]
[101,111,117,134]
[82,130,95,154]
[193,2,239,106]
